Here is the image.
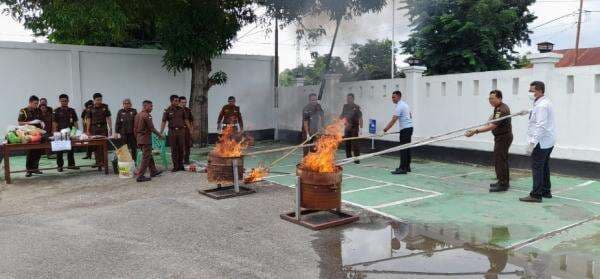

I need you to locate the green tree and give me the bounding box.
[401,0,536,75]
[349,39,400,80]
[513,53,532,69]
[1,0,256,146]
[278,54,352,87]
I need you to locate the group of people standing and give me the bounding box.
[301,80,556,204]
[17,93,197,182]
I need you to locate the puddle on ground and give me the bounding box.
[311,213,599,279]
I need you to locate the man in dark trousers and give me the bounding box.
[161,95,190,172]
[81,100,94,159]
[86,93,112,169]
[134,100,163,182]
[18,95,44,177]
[115,98,137,160]
[383,91,413,174]
[179,96,194,164]
[339,93,363,163]
[520,81,556,203]
[302,93,325,156]
[53,94,80,172]
[39,97,54,159]
[466,90,513,192]
[217,96,243,132]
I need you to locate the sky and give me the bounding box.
[1,0,599,72]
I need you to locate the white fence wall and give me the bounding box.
[0,41,274,133]
[278,61,600,163]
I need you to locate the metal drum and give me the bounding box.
[296,165,343,210]
[207,152,244,183]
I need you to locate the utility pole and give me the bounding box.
[274,15,280,140]
[391,0,395,79]
[574,0,584,66]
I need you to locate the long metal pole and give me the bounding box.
[317,17,342,100]
[574,0,584,66]
[391,0,395,79]
[274,16,280,140]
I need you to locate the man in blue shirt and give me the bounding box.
[383,91,413,174]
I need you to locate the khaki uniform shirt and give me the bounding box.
[302,103,324,135]
[492,103,512,136]
[116,108,137,134]
[18,107,42,129]
[53,107,78,130]
[162,105,186,129]
[217,104,243,128]
[340,103,362,130]
[134,111,155,145]
[86,104,111,127]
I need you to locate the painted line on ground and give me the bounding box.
[344,174,442,195]
[342,183,393,194]
[440,171,486,179]
[553,180,596,194]
[369,193,443,209]
[342,200,410,223]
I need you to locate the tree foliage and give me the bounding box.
[349,39,399,81]
[279,53,352,87]
[401,0,536,75]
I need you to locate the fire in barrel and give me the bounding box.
[297,120,345,210]
[207,126,249,183]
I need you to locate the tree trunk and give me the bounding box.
[190,56,211,147]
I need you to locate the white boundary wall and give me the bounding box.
[278,57,600,163]
[0,41,274,133]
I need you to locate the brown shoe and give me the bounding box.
[519,196,542,203]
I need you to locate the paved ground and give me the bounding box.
[1,142,599,278]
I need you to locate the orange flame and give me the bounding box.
[213,126,249,157]
[244,166,269,183]
[300,119,345,173]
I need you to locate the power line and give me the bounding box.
[531,11,578,29]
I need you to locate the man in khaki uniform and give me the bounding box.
[81,100,94,159]
[302,93,325,156]
[134,100,163,182]
[86,92,112,169]
[18,95,43,177]
[53,94,80,172]
[161,95,190,172]
[339,93,363,163]
[179,96,194,164]
[217,96,243,132]
[466,90,513,192]
[115,98,137,160]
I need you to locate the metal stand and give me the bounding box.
[371,134,375,150]
[199,159,255,200]
[280,175,359,230]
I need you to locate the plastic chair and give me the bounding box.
[136,133,169,169]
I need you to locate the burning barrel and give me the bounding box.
[296,164,343,210]
[207,152,245,183]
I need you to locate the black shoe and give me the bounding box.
[25,172,32,177]
[151,170,163,177]
[519,196,542,203]
[354,160,360,164]
[179,167,185,171]
[57,167,64,172]
[34,170,43,174]
[490,183,498,188]
[407,167,412,172]
[136,176,151,182]
[171,168,179,172]
[542,193,553,199]
[489,186,509,193]
[391,169,407,175]
[82,156,91,159]
[67,166,80,170]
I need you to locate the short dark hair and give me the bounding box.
[40,97,47,102]
[228,96,235,101]
[308,93,317,99]
[347,93,355,98]
[489,90,503,99]
[59,94,69,100]
[530,81,545,93]
[179,96,187,101]
[92,93,103,100]
[85,100,93,107]
[143,100,153,105]
[29,95,39,102]
[392,91,402,97]
[170,95,179,102]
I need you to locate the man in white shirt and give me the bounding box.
[520,81,556,203]
[383,91,413,175]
